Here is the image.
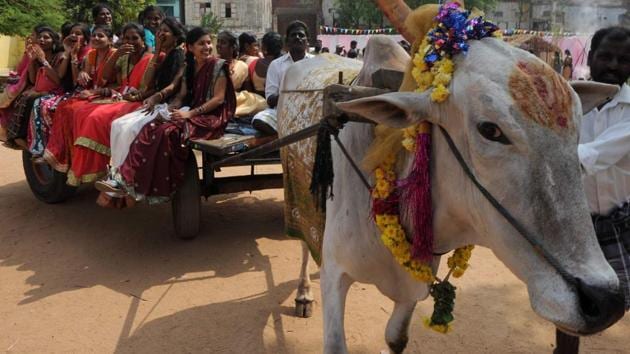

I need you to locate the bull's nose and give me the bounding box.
[576,278,625,334]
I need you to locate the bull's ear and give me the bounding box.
[570,81,619,114]
[335,91,435,128]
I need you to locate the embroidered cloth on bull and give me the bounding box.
[278,54,362,265]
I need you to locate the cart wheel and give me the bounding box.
[22,150,76,203]
[172,154,201,240]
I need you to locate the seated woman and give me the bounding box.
[248,32,283,98]
[216,31,249,91]
[95,17,187,204]
[0,27,41,141]
[238,32,260,65]
[98,27,235,204]
[217,31,267,119]
[1,26,65,149]
[67,22,154,186]
[43,24,116,172]
[28,22,91,156]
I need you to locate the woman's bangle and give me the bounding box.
[157,91,164,100]
[40,59,51,68]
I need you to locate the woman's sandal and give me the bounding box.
[95,179,127,197]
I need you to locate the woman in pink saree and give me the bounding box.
[1,26,66,148]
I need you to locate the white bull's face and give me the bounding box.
[337,38,624,335]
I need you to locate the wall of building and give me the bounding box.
[0,36,25,76]
[183,0,273,35]
[273,0,321,44]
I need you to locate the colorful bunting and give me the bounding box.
[502,29,589,37]
[319,26,397,35]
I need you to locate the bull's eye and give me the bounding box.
[477,122,511,145]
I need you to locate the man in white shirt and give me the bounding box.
[556,26,630,354]
[252,21,314,134]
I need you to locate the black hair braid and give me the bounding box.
[155,47,185,91]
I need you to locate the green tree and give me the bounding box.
[335,0,498,29]
[0,0,67,36]
[63,0,155,31]
[201,12,224,34]
[335,0,382,28]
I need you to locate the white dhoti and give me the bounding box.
[251,108,278,132]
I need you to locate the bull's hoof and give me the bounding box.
[295,299,314,318]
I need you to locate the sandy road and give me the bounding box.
[0,148,628,353]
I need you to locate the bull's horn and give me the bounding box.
[373,0,466,44]
[372,0,414,42]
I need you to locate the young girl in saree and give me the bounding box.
[42,25,116,172]
[28,23,91,156]
[97,27,235,204]
[1,27,65,148]
[66,22,154,185]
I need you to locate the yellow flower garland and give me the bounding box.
[371,10,477,334]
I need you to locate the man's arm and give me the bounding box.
[579,117,630,175]
[265,59,281,108]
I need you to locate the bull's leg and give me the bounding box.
[322,260,353,354]
[295,241,314,318]
[385,301,416,354]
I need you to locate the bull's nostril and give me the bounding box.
[575,278,625,334]
[577,281,601,318]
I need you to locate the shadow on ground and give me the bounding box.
[0,178,287,305]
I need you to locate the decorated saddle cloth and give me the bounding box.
[277,54,362,265]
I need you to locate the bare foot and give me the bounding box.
[13,138,28,150]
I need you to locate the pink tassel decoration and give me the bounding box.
[399,130,433,263]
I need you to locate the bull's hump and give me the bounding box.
[508,60,575,133]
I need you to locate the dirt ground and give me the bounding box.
[0,148,628,354]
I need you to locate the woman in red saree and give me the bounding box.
[43,25,116,172]
[67,23,153,185]
[106,27,235,204]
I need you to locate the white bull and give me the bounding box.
[277,31,624,354]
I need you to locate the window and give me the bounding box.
[199,2,211,15]
[156,0,180,19]
[225,3,231,18]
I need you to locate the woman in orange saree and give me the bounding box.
[43,25,116,172]
[67,23,154,185]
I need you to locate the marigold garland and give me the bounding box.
[371,1,498,334]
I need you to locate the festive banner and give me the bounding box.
[502,29,592,37]
[319,26,397,35]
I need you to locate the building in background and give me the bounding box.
[490,0,629,33]
[273,0,322,45]
[179,0,273,35]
